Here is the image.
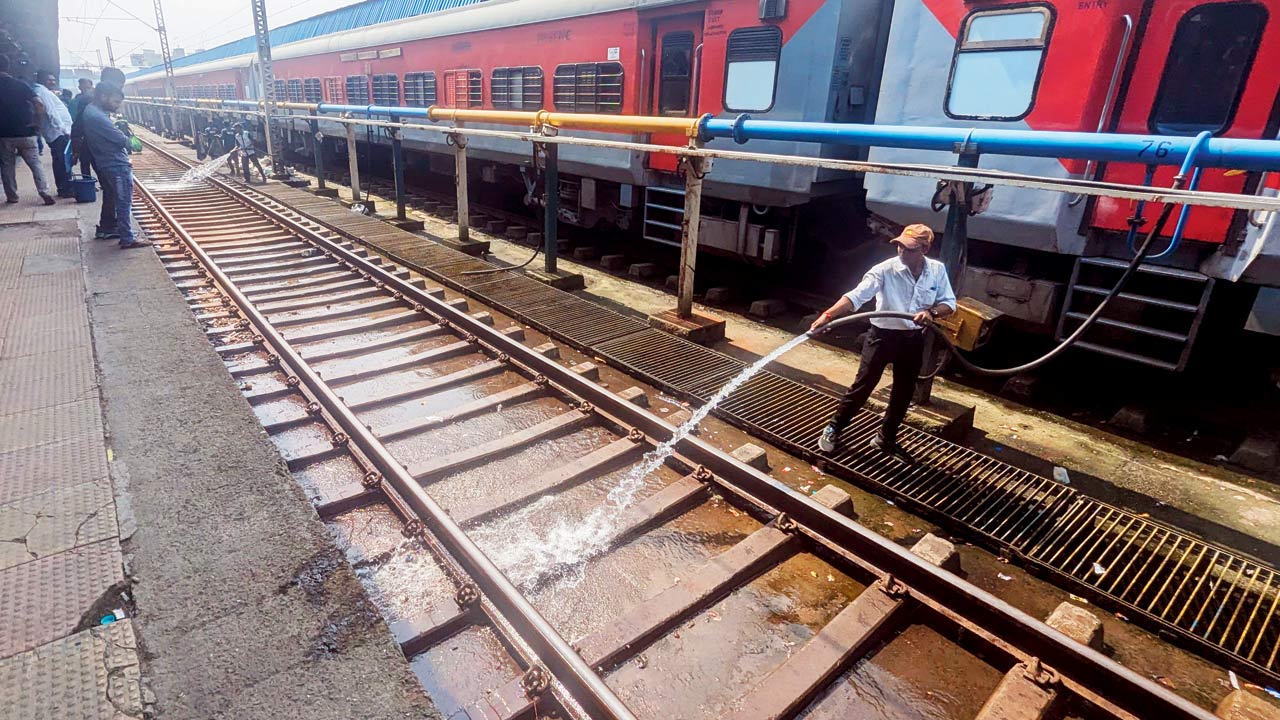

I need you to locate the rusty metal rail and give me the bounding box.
[129,138,1220,720]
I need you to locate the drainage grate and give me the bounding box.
[1025,498,1280,678]
[593,331,1280,684]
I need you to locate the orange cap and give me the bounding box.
[891,224,934,251]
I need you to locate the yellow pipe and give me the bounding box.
[277,101,320,112]
[425,106,701,138]
[427,107,541,126]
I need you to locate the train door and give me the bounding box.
[1089,1,1280,244]
[646,14,704,172]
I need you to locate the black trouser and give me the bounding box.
[91,155,118,234]
[49,135,70,195]
[241,152,265,182]
[829,326,926,444]
[78,149,91,176]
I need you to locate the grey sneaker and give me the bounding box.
[870,432,912,461]
[818,424,840,453]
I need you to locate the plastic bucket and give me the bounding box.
[70,176,97,204]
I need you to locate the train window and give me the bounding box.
[491,66,544,110]
[946,6,1052,121]
[723,26,782,113]
[658,31,695,115]
[442,69,482,108]
[273,79,287,101]
[303,78,322,104]
[219,84,237,101]
[287,79,304,103]
[404,72,437,106]
[1150,3,1266,135]
[553,62,624,114]
[346,76,371,105]
[373,74,399,106]
[323,77,344,104]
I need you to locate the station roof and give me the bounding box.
[128,0,485,80]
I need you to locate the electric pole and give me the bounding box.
[105,37,116,67]
[153,0,176,98]
[250,0,284,177]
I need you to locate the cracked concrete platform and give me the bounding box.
[0,198,127,667]
[0,619,144,720]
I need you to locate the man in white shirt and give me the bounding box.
[810,224,957,456]
[34,72,73,198]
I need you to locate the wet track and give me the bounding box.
[128,141,1222,720]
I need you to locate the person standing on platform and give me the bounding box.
[70,79,95,176]
[82,83,149,249]
[72,69,126,238]
[35,71,74,198]
[811,224,956,458]
[233,123,267,183]
[0,54,55,205]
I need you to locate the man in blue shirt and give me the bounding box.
[810,224,956,456]
[82,83,150,249]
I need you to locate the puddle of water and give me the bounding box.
[466,450,690,594]
[250,395,309,427]
[476,333,813,596]
[799,623,1002,720]
[294,455,364,504]
[385,396,569,467]
[607,553,858,720]
[524,493,761,643]
[235,369,289,397]
[327,353,484,406]
[356,371,527,431]
[291,319,439,358]
[409,625,523,718]
[311,332,462,381]
[327,503,456,623]
[268,422,334,464]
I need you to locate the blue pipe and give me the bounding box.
[699,116,1280,172]
[187,101,1280,173]
[1147,130,1214,260]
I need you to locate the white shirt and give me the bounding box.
[844,256,957,330]
[33,84,72,142]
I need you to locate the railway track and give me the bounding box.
[129,141,1220,720]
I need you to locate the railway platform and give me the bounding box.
[0,172,434,718]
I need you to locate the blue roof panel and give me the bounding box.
[130,0,485,79]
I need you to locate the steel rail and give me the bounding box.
[137,139,1217,720]
[132,163,640,720]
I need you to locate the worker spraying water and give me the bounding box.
[810,224,956,459]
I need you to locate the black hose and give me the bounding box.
[460,243,542,276]
[815,190,1183,378]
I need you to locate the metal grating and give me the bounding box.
[592,331,1280,684]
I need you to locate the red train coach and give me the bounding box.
[868,0,1280,369]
